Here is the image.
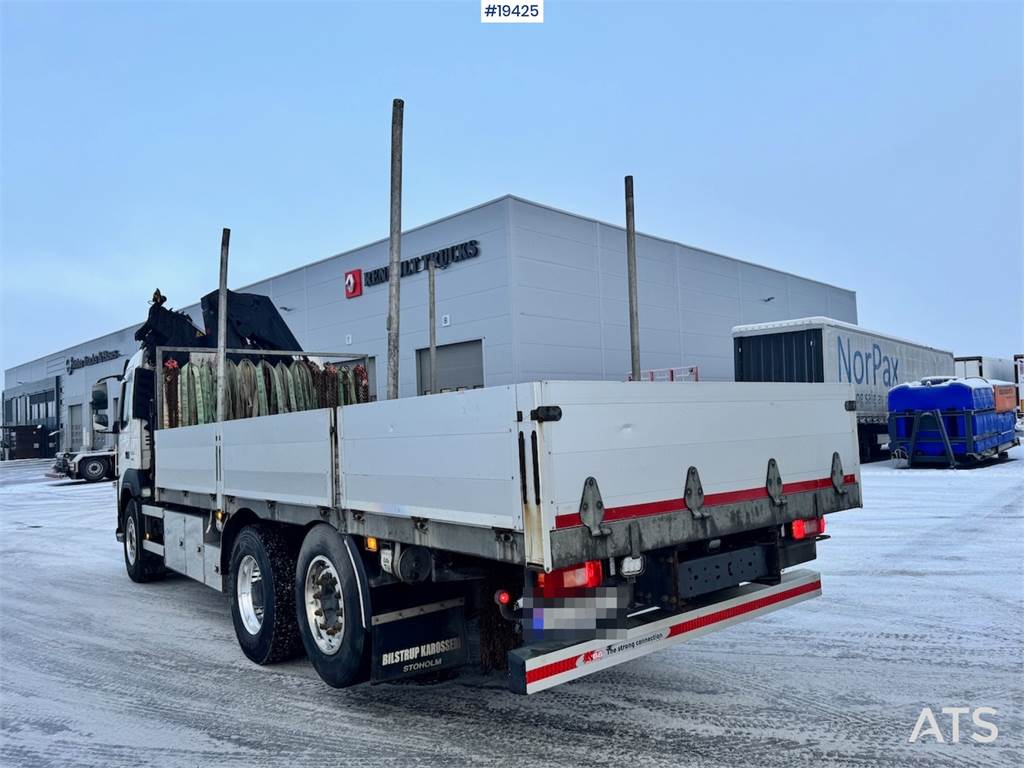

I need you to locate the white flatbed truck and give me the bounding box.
[100,342,863,694]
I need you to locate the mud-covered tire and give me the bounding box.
[123,497,164,583]
[229,524,304,665]
[295,525,369,688]
[80,457,108,482]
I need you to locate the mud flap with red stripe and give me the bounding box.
[507,568,822,694]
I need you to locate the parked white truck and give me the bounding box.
[97,296,863,694]
[733,317,955,461]
[49,448,115,482]
[47,376,120,482]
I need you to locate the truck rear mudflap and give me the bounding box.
[507,568,821,694]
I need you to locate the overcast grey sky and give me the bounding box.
[1,1,1021,374]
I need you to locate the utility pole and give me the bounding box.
[386,98,404,400]
[625,175,641,380]
[428,256,438,394]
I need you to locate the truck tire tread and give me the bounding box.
[294,525,370,688]
[229,524,304,665]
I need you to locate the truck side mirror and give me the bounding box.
[91,382,114,434]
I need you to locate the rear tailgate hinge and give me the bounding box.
[685,466,708,519]
[766,458,787,508]
[579,477,610,537]
[830,452,848,495]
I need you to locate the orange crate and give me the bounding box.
[993,384,1017,413]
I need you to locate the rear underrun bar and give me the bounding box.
[507,568,822,694]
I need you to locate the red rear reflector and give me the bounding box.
[818,515,826,534]
[792,519,807,540]
[495,589,511,606]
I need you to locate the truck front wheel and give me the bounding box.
[80,457,108,482]
[228,525,304,665]
[295,525,369,688]
[123,498,164,583]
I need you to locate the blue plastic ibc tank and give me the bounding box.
[888,377,994,413]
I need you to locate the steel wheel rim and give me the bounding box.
[125,515,138,566]
[86,460,102,476]
[304,555,344,655]
[237,554,265,635]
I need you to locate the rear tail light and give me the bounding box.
[535,560,604,595]
[791,516,826,540]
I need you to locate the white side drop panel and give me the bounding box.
[221,409,335,508]
[338,386,522,529]
[155,422,219,494]
[521,381,859,525]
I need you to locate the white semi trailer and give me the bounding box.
[97,313,863,694]
[732,317,955,461]
[954,355,1016,383]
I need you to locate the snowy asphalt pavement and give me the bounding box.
[1,454,1021,767]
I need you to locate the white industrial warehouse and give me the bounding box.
[2,195,857,457]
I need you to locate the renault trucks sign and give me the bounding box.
[344,240,479,299]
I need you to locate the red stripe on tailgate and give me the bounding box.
[554,475,857,529]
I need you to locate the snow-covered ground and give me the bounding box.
[1,453,1021,767]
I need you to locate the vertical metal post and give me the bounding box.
[428,256,438,394]
[387,98,404,400]
[155,348,164,430]
[625,175,641,380]
[215,228,229,518]
[216,228,230,424]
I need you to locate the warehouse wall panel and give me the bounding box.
[508,198,855,382]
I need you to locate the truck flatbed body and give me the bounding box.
[154,380,862,571]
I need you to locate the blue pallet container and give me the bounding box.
[887,378,1016,463]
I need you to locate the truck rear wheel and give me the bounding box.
[81,457,108,482]
[229,525,304,665]
[123,498,164,583]
[295,525,369,688]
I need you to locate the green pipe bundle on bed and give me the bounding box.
[162,358,372,427]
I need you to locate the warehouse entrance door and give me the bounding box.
[417,340,484,395]
[67,404,83,452]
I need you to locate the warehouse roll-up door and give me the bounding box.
[68,404,83,451]
[417,340,484,395]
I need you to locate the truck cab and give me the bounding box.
[87,350,154,523]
